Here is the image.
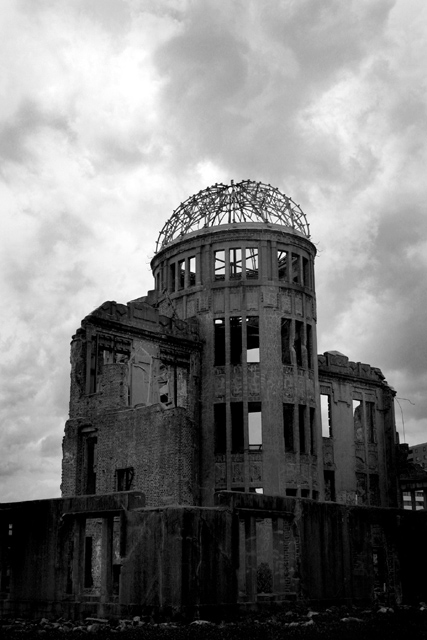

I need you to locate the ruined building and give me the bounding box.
[2,181,426,620]
[62,180,399,509]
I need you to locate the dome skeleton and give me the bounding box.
[156,179,310,252]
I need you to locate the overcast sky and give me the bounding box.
[1,0,426,502]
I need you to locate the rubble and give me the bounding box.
[1,604,427,637]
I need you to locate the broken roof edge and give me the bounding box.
[78,299,200,341]
[318,351,389,386]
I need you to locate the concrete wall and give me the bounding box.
[318,351,399,507]
[2,491,427,621]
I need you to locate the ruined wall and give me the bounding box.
[120,507,237,611]
[2,492,427,621]
[61,299,201,506]
[216,491,427,606]
[318,351,399,508]
[63,405,198,506]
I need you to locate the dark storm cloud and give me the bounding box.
[0,99,73,163]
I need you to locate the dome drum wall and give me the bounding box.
[151,222,323,506]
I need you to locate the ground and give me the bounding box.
[2,605,427,639]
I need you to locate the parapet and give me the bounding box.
[318,351,391,387]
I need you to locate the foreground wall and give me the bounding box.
[1,492,427,620]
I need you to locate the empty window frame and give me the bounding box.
[299,405,306,453]
[246,316,260,362]
[283,403,294,452]
[214,404,227,455]
[188,256,196,286]
[302,257,310,287]
[248,402,262,451]
[324,470,336,501]
[306,324,313,369]
[231,402,244,453]
[178,260,185,289]
[230,248,242,279]
[88,336,131,394]
[214,250,226,280]
[246,247,259,279]
[294,321,303,367]
[310,407,316,454]
[278,250,288,281]
[214,319,226,366]
[281,318,291,365]
[366,401,376,443]
[230,317,243,365]
[291,253,300,284]
[353,399,363,442]
[84,536,93,588]
[85,436,97,494]
[321,395,332,438]
[170,262,176,291]
[116,467,134,492]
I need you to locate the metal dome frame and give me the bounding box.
[155,180,310,252]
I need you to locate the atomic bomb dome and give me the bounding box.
[156,179,310,251]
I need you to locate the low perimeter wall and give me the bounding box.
[1,491,427,620]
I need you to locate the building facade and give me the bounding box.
[61,180,400,509]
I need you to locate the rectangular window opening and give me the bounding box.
[248,402,262,451]
[299,405,306,453]
[246,247,259,279]
[214,404,227,454]
[294,321,303,367]
[366,401,376,444]
[281,318,291,365]
[324,470,336,501]
[283,403,294,452]
[246,316,260,363]
[116,467,134,492]
[353,399,363,442]
[178,260,185,289]
[302,257,309,287]
[230,317,243,365]
[321,395,332,438]
[310,407,316,454]
[214,319,226,366]
[85,437,97,494]
[84,536,93,588]
[188,256,196,287]
[278,250,288,281]
[286,488,297,497]
[292,253,300,284]
[230,248,242,279]
[170,263,176,291]
[306,324,313,369]
[231,402,244,453]
[214,250,225,280]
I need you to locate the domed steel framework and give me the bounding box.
[155,180,310,251]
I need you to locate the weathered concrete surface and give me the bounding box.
[120,507,238,611]
[2,492,427,621]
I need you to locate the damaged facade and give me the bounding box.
[1,180,423,620]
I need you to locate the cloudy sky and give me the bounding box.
[1,0,426,502]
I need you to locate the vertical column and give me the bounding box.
[423,489,427,510]
[242,314,249,491]
[411,490,417,511]
[100,516,113,604]
[260,240,269,282]
[272,517,285,594]
[72,517,86,599]
[245,516,257,601]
